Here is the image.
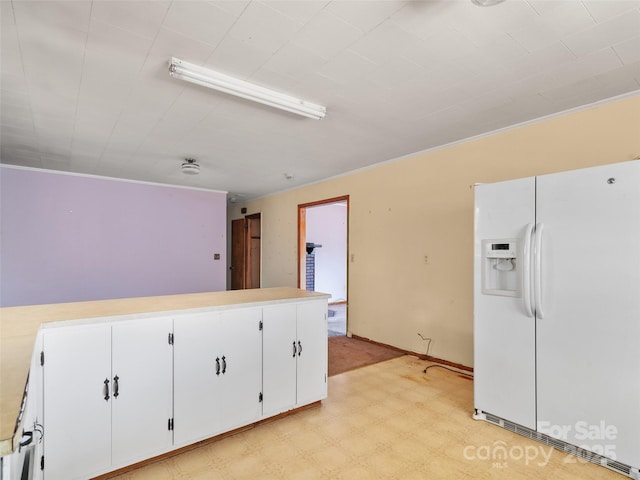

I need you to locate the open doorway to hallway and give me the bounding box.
[230,213,261,290]
[298,196,348,337]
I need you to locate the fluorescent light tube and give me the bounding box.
[471,0,506,5]
[169,57,326,120]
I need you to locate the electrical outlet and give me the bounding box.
[213,253,221,260]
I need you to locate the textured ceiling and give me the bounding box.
[1,0,639,202]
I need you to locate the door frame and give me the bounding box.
[297,195,349,303]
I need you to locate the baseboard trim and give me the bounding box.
[350,334,473,373]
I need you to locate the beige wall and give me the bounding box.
[229,95,640,368]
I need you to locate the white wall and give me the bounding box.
[305,202,347,302]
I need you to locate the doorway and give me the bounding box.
[298,196,348,336]
[231,213,261,290]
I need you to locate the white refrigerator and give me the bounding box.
[473,160,640,478]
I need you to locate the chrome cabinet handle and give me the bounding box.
[215,357,221,375]
[222,355,227,374]
[292,341,297,358]
[298,341,302,356]
[113,375,120,398]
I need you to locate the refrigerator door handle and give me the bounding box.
[534,222,545,319]
[522,223,534,317]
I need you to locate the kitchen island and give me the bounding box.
[0,287,329,479]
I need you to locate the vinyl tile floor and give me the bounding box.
[110,356,621,480]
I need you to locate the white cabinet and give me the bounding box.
[173,307,262,446]
[262,304,297,417]
[110,319,173,467]
[262,300,327,418]
[42,317,173,480]
[43,324,111,480]
[38,293,328,479]
[295,301,328,406]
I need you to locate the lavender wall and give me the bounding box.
[0,167,227,307]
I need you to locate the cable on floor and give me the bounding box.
[423,363,474,378]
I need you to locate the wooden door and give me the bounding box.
[231,219,246,290]
[231,214,261,290]
[246,214,261,289]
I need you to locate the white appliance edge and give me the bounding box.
[473,160,640,478]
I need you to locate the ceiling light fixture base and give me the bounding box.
[181,158,200,175]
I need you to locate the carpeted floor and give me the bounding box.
[328,336,404,376]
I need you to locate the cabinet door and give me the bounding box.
[296,301,328,406]
[43,324,111,480]
[173,312,222,446]
[262,303,297,417]
[111,317,173,467]
[173,308,262,445]
[216,308,263,432]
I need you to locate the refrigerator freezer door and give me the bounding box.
[474,176,536,429]
[536,161,640,467]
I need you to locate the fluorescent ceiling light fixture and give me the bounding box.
[471,0,506,5]
[169,57,326,120]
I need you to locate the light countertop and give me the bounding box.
[0,287,329,456]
